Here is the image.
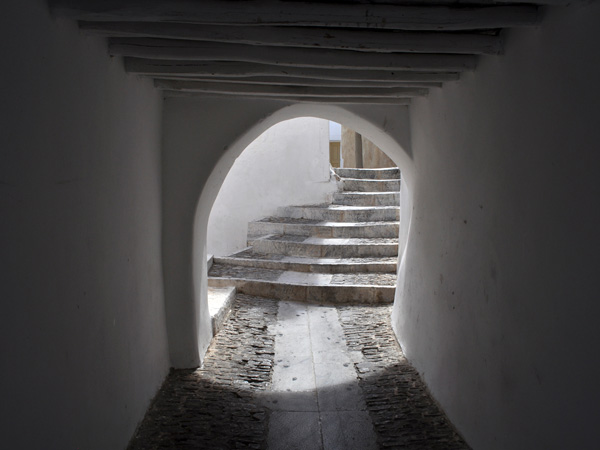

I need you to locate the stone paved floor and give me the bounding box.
[128,295,470,450]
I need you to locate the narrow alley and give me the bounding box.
[128,295,469,449]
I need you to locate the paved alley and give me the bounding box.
[128,295,469,450]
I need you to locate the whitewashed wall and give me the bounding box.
[0,1,169,449]
[207,117,336,256]
[393,3,600,449]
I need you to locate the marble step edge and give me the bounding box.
[208,277,394,305]
[333,167,400,180]
[207,286,236,337]
[248,219,399,238]
[248,235,399,258]
[213,253,397,274]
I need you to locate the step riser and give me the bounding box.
[213,257,397,274]
[341,179,400,192]
[208,278,394,304]
[333,192,399,207]
[249,239,399,258]
[208,287,236,337]
[248,221,399,238]
[334,168,400,180]
[278,207,399,222]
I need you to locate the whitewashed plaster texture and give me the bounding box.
[208,117,336,257]
[0,1,169,449]
[162,98,412,371]
[392,3,600,449]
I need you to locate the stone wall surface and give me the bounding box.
[393,3,600,449]
[0,1,170,449]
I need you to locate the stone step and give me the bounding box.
[334,167,400,180]
[333,191,400,207]
[248,218,399,239]
[276,204,399,222]
[214,249,397,273]
[208,264,396,304]
[248,234,399,258]
[207,286,236,336]
[340,178,401,192]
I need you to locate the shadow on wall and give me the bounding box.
[207,117,337,258]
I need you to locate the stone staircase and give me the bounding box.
[208,166,400,328]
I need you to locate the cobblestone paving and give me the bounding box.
[127,295,278,450]
[338,305,470,450]
[331,273,398,286]
[129,296,470,450]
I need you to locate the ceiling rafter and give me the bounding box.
[152,76,443,89]
[153,79,429,97]
[81,22,504,55]
[162,91,413,105]
[51,0,540,30]
[109,38,479,72]
[125,59,460,83]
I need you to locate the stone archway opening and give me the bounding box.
[203,113,406,337]
[187,103,415,365]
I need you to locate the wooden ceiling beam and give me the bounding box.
[109,39,478,72]
[153,76,443,88]
[51,0,539,31]
[162,91,412,105]
[153,79,428,98]
[124,59,460,82]
[80,22,503,55]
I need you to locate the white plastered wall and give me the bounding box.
[207,117,336,257]
[0,1,170,449]
[392,3,600,449]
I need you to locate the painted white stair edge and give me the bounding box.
[208,285,236,336]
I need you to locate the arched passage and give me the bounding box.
[161,98,415,367]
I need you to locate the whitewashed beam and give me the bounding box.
[80,22,503,55]
[153,79,428,98]
[124,59,461,82]
[109,39,478,72]
[162,91,412,105]
[153,76,443,88]
[49,0,539,30]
